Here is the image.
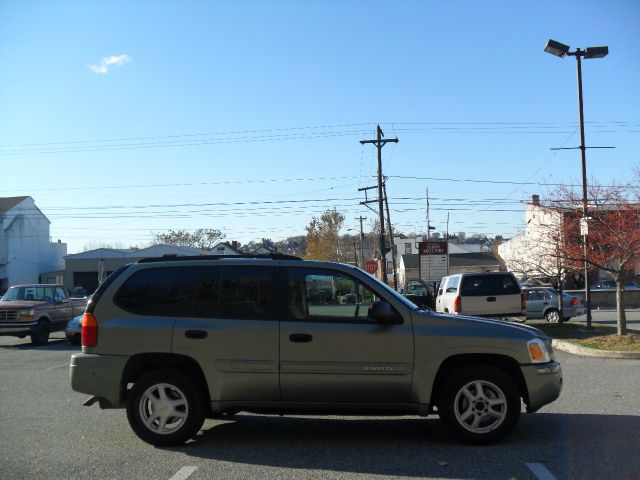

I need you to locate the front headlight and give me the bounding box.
[18,310,36,321]
[527,338,552,363]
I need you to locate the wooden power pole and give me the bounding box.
[383,180,398,290]
[360,125,398,282]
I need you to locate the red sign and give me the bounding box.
[418,241,448,255]
[364,260,378,274]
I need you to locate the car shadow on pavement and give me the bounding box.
[166,413,640,479]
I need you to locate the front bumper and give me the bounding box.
[70,353,129,408]
[521,361,562,412]
[0,321,37,336]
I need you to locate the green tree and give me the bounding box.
[305,208,345,261]
[151,228,224,250]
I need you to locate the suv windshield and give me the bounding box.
[1,286,54,302]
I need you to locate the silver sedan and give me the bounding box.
[524,287,585,323]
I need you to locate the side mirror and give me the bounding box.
[368,300,402,324]
[438,289,443,296]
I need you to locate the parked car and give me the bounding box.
[523,288,585,323]
[70,255,561,447]
[65,313,84,345]
[404,280,435,309]
[0,284,87,345]
[592,280,639,290]
[435,272,525,318]
[70,286,90,299]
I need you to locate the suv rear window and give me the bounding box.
[114,267,200,316]
[460,274,520,296]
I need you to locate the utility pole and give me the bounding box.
[360,125,398,282]
[426,188,430,239]
[383,180,398,290]
[356,216,366,268]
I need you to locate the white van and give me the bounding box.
[436,272,525,318]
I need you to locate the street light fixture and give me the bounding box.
[544,38,609,329]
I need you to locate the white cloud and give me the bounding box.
[88,54,131,74]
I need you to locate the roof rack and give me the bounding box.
[137,253,302,263]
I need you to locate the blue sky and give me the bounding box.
[1,0,638,253]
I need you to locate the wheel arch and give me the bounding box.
[430,353,529,407]
[121,353,211,408]
[35,314,51,324]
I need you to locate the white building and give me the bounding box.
[497,195,565,282]
[0,196,67,293]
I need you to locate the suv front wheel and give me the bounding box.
[438,365,520,444]
[126,369,206,446]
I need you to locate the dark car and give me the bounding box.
[593,280,639,290]
[404,280,435,309]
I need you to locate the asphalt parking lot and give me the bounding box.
[1,332,639,480]
[574,308,640,331]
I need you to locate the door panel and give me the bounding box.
[171,265,280,402]
[280,267,414,403]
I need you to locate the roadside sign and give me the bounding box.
[418,241,448,283]
[580,218,589,236]
[364,260,378,274]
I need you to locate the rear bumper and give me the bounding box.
[521,361,562,412]
[70,353,128,408]
[0,321,37,336]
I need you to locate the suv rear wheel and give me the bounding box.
[126,369,206,446]
[438,365,520,444]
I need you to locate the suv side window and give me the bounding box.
[286,268,379,322]
[219,266,273,319]
[114,267,200,316]
[446,276,459,293]
[192,266,274,319]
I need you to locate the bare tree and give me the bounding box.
[550,179,640,335]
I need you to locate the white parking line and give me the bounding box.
[45,363,70,370]
[526,462,557,480]
[168,466,198,480]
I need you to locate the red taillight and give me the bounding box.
[81,312,98,347]
[521,293,526,315]
[570,298,579,306]
[453,295,461,314]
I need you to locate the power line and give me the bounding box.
[1,121,636,156]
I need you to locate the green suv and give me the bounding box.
[70,255,562,446]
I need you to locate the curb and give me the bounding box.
[552,339,640,359]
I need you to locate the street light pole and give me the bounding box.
[574,50,593,328]
[544,39,609,329]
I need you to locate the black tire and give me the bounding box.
[545,309,561,323]
[126,369,206,446]
[562,316,571,323]
[30,320,50,346]
[438,365,521,444]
